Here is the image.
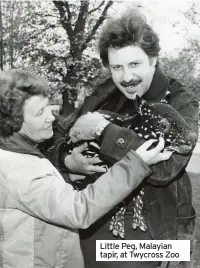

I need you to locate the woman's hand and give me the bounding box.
[136,137,173,166]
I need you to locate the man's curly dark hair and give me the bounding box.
[98,9,160,66]
[0,69,50,138]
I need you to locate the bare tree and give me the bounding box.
[52,0,113,112]
[0,1,113,114]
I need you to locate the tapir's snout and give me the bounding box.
[171,130,198,154]
[186,130,197,148]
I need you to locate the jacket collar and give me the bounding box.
[0,132,44,158]
[143,65,169,102]
[82,78,117,114]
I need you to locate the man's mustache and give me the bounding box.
[120,79,141,87]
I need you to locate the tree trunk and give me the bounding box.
[61,89,74,116]
[62,47,83,113]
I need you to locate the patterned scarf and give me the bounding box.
[109,189,147,239]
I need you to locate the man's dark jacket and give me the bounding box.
[47,67,199,242]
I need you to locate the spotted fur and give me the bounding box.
[67,95,196,161]
[97,96,197,154]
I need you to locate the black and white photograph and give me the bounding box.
[0,0,200,267]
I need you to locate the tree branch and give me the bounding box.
[34,12,59,18]
[64,1,72,22]
[26,23,57,31]
[49,67,66,79]
[74,1,89,36]
[81,1,113,52]
[38,49,66,62]
[88,1,105,15]
[53,1,73,39]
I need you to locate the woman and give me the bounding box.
[0,69,169,268]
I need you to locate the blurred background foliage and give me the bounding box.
[0,0,200,116]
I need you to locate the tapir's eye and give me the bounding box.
[158,118,170,133]
[160,123,167,130]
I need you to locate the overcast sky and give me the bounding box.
[109,0,200,57]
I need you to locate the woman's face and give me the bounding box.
[20,95,55,143]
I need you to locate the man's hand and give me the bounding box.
[69,112,109,143]
[136,137,173,166]
[64,142,107,175]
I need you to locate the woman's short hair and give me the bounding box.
[98,9,160,66]
[0,69,50,138]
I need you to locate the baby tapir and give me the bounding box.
[98,96,197,154]
[65,95,197,189]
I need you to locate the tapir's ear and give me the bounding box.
[133,95,147,115]
[133,94,140,112]
[133,94,143,113]
[135,94,140,103]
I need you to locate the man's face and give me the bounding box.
[108,45,157,100]
[20,95,55,143]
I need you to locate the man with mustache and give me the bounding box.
[48,9,199,268]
